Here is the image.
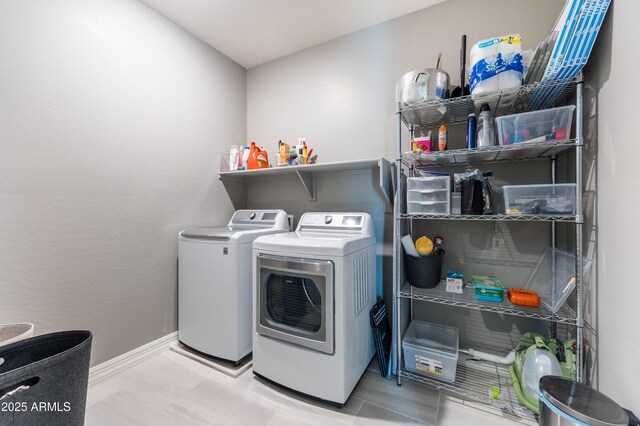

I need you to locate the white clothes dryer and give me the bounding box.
[178,210,288,362]
[252,212,376,406]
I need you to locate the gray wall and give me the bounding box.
[247,0,563,162]
[584,1,640,409]
[0,0,246,365]
[247,0,565,353]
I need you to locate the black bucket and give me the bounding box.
[405,254,443,288]
[0,330,92,426]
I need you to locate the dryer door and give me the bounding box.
[256,254,334,354]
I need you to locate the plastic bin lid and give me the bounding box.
[403,320,458,356]
[525,248,592,312]
[539,376,628,426]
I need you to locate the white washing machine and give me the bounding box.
[178,210,288,362]
[252,212,376,406]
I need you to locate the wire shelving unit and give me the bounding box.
[393,77,588,420]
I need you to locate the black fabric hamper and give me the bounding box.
[0,330,92,426]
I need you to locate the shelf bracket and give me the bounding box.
[295,170,316,201]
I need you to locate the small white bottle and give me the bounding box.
[229,145,239,171]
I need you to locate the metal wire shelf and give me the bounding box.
[399,78,576,129]
[403,139,577,168]
[399,213,577,222]
[399,281,577,324]
[400,358,536,421]
[394,74,589,420]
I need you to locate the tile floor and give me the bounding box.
[86,350,531,425]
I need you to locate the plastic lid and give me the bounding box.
[525,248,592,313]
[539,376,628,426]
[415,237,433,256]
[403,320,458,356]
[480,103,490,113]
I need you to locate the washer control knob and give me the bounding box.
[324,215,333,224]
[249,212,256,219]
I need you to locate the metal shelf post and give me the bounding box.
[575,76,584,383]
[395,102,403,386]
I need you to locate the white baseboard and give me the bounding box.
[88,331,178,386]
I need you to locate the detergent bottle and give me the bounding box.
[256,146,269,169]
[247,142,270,170]
[247,142,258,170]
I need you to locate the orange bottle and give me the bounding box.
[438,124,448,151]
[247,142,270,169]
[247,142,256,169]
[256,147,269,169]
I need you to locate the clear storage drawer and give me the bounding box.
[407,176,450,215]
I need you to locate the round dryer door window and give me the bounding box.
[265,274,322,332]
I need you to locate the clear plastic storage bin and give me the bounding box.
[503,183,576,215]
[525,248,592,313]
[402,320,459,383]
[496,105,576,145]
[407,176,450,215]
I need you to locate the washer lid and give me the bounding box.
[539,376,628,426]
[180,226,235,240]
[179,210,289,243]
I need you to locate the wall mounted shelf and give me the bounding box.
[219,158,393,210]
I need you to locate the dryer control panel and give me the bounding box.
[297,213,373,236]
[229,210,289,229]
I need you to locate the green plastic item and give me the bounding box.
[472,275,505,302]
[488,386,501,400]
[508,332,576,414]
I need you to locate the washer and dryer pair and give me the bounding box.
[178,210,376,406]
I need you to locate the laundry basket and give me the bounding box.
[0,330,92,426]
